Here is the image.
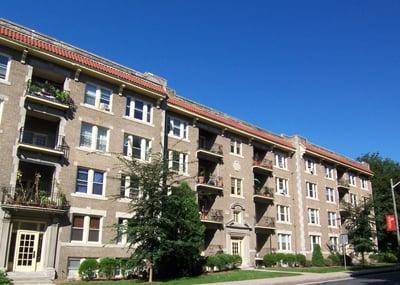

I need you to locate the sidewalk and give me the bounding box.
[202,265,400,285]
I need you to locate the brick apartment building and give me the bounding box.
[0,19,373,281]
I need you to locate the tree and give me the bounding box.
[117,153,204,282]
[358,153,400,252]
[311,244,324,267]
[342,199,376,264]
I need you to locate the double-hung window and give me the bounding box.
[349,173,357,186]
[79,122,109,152]
[274,152,288,169]
[277,205,290,223]
[305,159,316,174]
[168,116,188,139]
[230,138,242,156]
[125,97,153,124]
[276,177,289,195]
[310,235,321,251]
[84,83,112,111]
[75,168,105,196]
[233,211,242,224]
[326,187,335,203]
[120,175,140,199]
[308,208,320,225]
[306,182,318,199]
[71,215,84,241]
[71,215,101,243]
[0,54,10,81]
[360,177,368,190]
[329,237,339,252]
[168,150,188,174]
[278,233,291,251]
[117,218,128,244]
[328,211,338,227]
[123,134,151,161]
[350,193,357,206]
[325,165,334,179]
[231,177,242,196]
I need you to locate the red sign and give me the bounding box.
[386,214,396,232]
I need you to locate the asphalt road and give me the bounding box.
[316,270,400,285]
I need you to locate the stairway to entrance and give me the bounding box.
[7,271,54,285]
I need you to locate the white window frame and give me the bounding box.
[116,218,128,245]
[124,134,152,161]
[274,152,288,169]
[75,168,106,197]
[350,193,358,206]
[230,237,243,257]
[326,187,336,203]
[360,177,368,190]
[349,173,357,186]
[120,175,141,199]
[168,150,188,175]
[328,211,338,227]
[71,214,103,244]
[230,138,242,156]
[305,159,316,175]
[308,208,320,225]
[310,235,321,252]
[277,205,290,223]
[306,182,318,199]
[0,53,11,82]
[276,177,289,196]
[84,82,113,112]
[233,210,243,224]
[329,236,339,252]
[125,96,153,124]
[79,122,109,153]
[325,165,334,179]
[277,233,292,252]
[168,116,189,140]
[230,177,243,197]
[67,257,82,279]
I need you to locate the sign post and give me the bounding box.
[340,234,348,270]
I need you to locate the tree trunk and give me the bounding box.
[148,265,153,283]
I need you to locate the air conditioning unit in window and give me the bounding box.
[100,103,110,111]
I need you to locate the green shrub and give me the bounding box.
[263,254,277,267]
[98,257,117,280]
[79,259,98,280]
[275,253,286,265]
[295,254,306,267]
[324,258,333,267]
[231,255,242,268]
[305,260,312,267]
[311,245,324,267]
[284,253,297,266]
[327,254,341,266]
[0,271,11,285]
[206,254,242,271]
[117,258,130,278]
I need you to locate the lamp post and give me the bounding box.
[390,179,400,247]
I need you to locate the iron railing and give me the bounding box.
[254,186,274,199]
[197,175,224,188]
[200,209,224,223]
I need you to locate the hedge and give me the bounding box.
[78,259,98,280]
[369,252,398,263]
[206,254,242,271]
[98,257,118,280]
[311,245,324,267]
[263,253,306,267]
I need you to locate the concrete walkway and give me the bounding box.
[202,266,400,285]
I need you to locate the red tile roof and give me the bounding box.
[306,143,372,175]
[168,96,295,150]
[0,26,166,95]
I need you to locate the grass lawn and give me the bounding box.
[59,270,299,285]
[265,263,398,273]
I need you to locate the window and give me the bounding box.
[117,218,128,244]
[88,217,100,242]
[71,215,84,241]
[325,165,334,179]
[231,177,242,196]
[328,212,338,227]
[350,193,357,206]
[277,205,290,223]
[278,233,291,251]
[231,237,242,256]
[168,150,188,174]
[360,177,368,190]
[84,83,112,111]
[0,54,10,81]
[71,215,101,243]
[120,175,140,199]
[306,182,318,199]
[168,116,188,139]
[75,168,105,196]
[230,138,242,155]
[276,177,289,195]
[329,237,339,252]
[349,173,356,186]
[326,187,335,203]
[233,211,242,224]
[125,97,153,124]
[308,208,320,225]
[67,258,81,279]
[123,134,151,161]
[274,152,288,169]
[79,122,109,152]
[305,159,316,174]
[310,235,321,252]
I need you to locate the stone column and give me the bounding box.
[44,217,59,278]
[0,210,12,271]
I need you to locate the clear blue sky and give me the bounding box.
[2,1,399,161]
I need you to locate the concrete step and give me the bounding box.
[7,272,54,285]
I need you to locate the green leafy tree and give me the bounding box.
[311,244,324,267]
[358,153,400,251]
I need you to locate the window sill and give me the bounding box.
[306,197,319,201]
[326,201,337,205]
[273,166,289,171]
[230,195,245,199]
[307,224,321,227]
[63,242,103,247]
[0,79,11,86]
[117,198,131,203]
[276,221,292,225]
[305,171,317,176]
[328,226,339,229]
[229,153,244,158]
[80,103,114,115]
[275,193,290,198]
[325,177,335,181]
[71,193,108,201]
[168,134,190,143]
[123,116,154,127]
[76,147,110,156]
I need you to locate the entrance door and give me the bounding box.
[13,230,39,272]
[231,237,243,257]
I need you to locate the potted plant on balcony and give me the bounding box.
[197,170,205,184]
[208,175,216,186]
[216,176,224,187]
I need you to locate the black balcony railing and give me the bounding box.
[198,140,223,155]
[19,127,70,158]
[256,216,276,228]
[0,185,69,211]
[200,209,224,223]
[197,175,224,188]
[253,158,273,170]
[254,186,274,199]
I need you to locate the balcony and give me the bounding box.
[200,209,224,227]
[197,141,223,162]
[253,186,274,203]
[337,178,350,191]
[255,216,276,232]
[253,158,273,175]
[25,79,73,110]
[196,175,224,194]
[18,127,69,159]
